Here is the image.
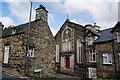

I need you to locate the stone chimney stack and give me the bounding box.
[0,22,4,30]
[35,5,48,22]
[93,23,100,32]
[85,24,92,30]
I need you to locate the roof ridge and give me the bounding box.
[100,27,113,32]
[3,20,36,31]
[68,20,84,27]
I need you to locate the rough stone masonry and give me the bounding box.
[1,5,56,78]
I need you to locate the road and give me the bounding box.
[0,71,29,80]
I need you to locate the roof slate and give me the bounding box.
[111,21,120,33]
[2,20,37,38]
[87,30,100,36]
[94,28,114,43]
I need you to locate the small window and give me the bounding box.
[87,37,94,45]
[56,43,59,62]
[12,29,16,34]
[117,32,120,42]
[103,53,112,64]
[89,50,96,62]
[27,47,34,57]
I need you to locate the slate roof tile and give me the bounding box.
[94,28,114,43]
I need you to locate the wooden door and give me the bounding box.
[65,57,70,69]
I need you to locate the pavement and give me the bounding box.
[2,67,23,77]
[1,67,29,80]
[2,66,81,79]
[56,73,81,78]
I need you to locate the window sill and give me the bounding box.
[89,61,96,63]
[102,63,112,66]
[55,62,60,63]
[25,56,35,59]
[77,62,83,64]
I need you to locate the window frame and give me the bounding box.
[89,50,96,62]
[56,43,60,62]
[77,38,83,63]
[117,32,120,43]
[87,36,94,45]
[102,53,112,64]
[3,45,10,64]
[27,47,34,57]
[63,37,71,52]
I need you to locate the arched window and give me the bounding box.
[62,29,71,52]
[77,38,83,63]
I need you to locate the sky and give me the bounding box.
[0,0,119,36]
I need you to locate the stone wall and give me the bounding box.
[27,20,56,78]
[1,20,56,78]
[113,30,120,73]
[95,42,115,78]
[2,33,27,74]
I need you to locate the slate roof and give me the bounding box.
[111,21,120,33]
[2,20,38,38]
[86,30,100,36]
[94,28,114,43]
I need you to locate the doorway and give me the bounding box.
[65,57,70,69]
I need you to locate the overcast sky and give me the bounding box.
[0,0,119,36]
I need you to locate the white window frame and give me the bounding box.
[56,43,59,62]
[77,39,82,63]
[89,50,96,62]
[3,45,10,64]
[63,37,71,52]
[68,40,71,51]
[27,48,34,57]
[87,37,94,45]
[117,32,120,42]
[103,53,112,64]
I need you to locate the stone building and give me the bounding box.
[1,5,56,78]
[85,23,100,78]
[55,19,120,79]
[89,22,120,78]
[55,19,85,77]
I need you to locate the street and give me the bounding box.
[0,71,29,80]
